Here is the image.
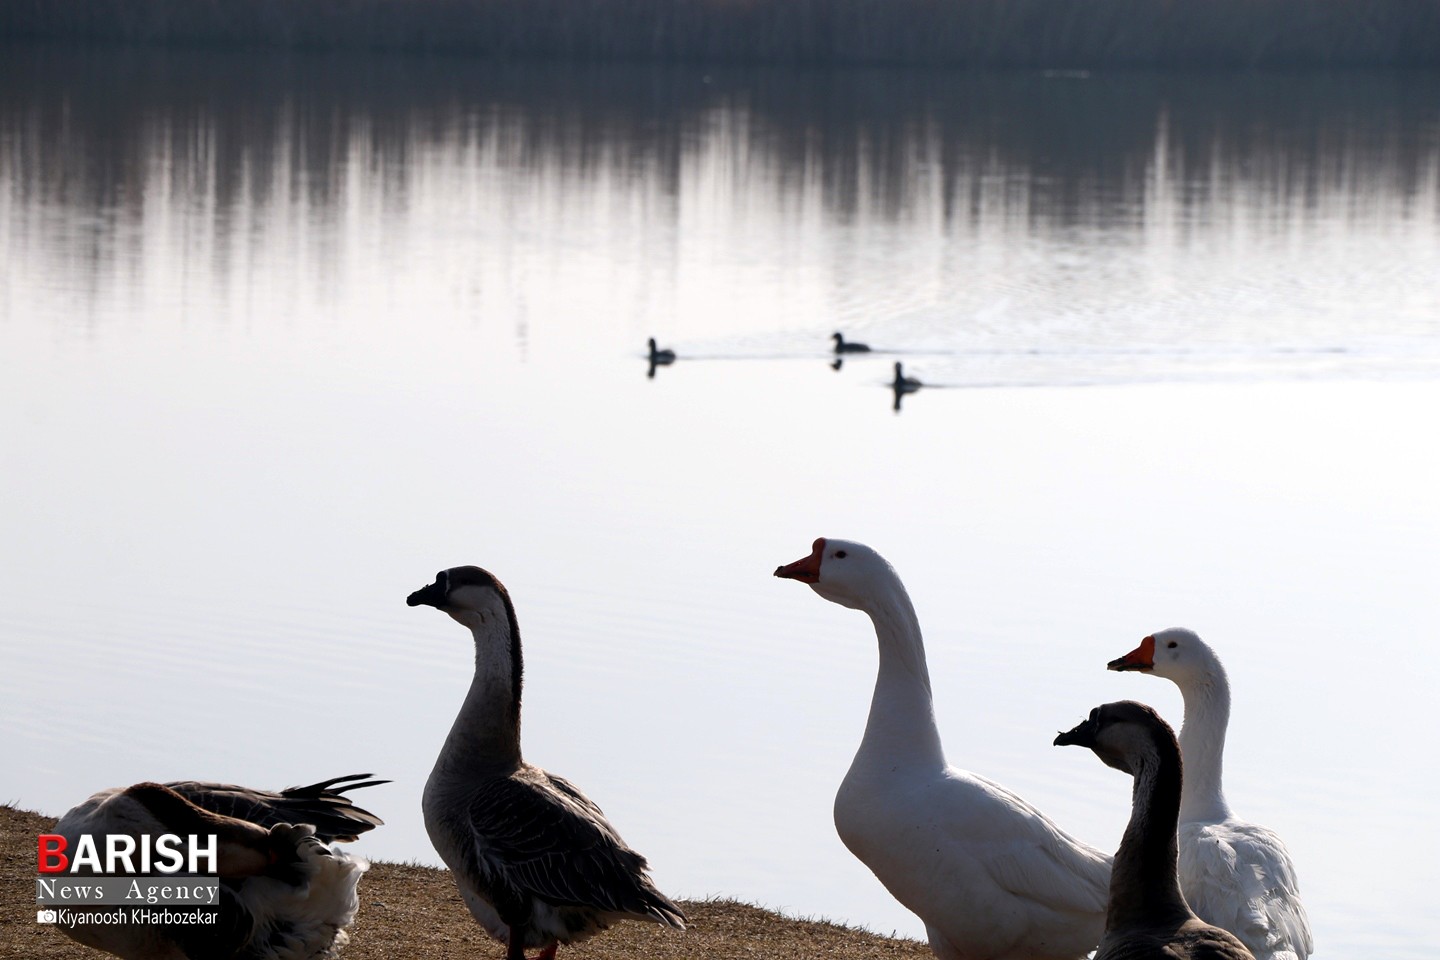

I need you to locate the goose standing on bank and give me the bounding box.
[1055,701,1257,960]
[51,774,385,960]
[1108,629,1312,960]
[407,566,685,960]
[832,331,871,353]
[774,539,1112,960]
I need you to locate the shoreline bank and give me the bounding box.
[2,804,928,959]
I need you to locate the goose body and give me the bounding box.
[646,338,675,365]
[1055,701,1256,960]
[50,775,384,960]
[832,331,871,353]
[775,538,1111,960]
[1109,629,1312,960]
[408,566,685,960]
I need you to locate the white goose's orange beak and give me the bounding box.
[1108,635,1156,672]
[774,538,826,584]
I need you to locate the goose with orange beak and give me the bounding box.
[775,537,1111,960]
[1106,628,1312,960]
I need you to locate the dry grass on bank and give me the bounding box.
[2,804,930,959]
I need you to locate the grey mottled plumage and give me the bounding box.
[51,775,385,960]
[164,774,387,842]
[409,566,684,960]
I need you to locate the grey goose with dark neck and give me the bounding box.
[1056,701,1256,960]
[408,565,685,960]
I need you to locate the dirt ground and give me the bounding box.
[3,804,930,959]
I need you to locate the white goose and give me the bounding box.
[408,565,685,960]
[51,775,384,960]
[774,538,1112,960]
[1109,628,1312,960]
[1055,701,1257,960]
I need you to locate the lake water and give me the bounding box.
[2,47,1438,958]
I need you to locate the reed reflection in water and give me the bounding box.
[3,48,1437,374]
[2,47,1439,960]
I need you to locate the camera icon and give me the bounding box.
[37,909,58,923]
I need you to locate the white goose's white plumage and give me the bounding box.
[408,565,685,960]
[775,538,1112,960]
[1109,628,1312,960]
[50,775,384,960]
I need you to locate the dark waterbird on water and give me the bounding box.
[832,331,870,353]
[890,361,922,411]
[646,338,676,378]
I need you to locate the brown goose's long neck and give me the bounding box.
[438,615,523,770]
[1107,735,1192,932]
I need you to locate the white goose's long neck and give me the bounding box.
[437,618,523,773]
[1176,667,1233,823]
[856,577,946,770]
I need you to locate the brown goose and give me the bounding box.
[1055,701,1256,960]
[50,774,385,960]
[407,566,685,960]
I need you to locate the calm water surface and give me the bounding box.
[2,48,1438,958]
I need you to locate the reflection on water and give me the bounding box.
[6,48,1439,222]
[4,47,1437,384]
[3,46,1439,960]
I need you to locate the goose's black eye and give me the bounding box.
[1167,641,1178,649]
[835,550,847,559]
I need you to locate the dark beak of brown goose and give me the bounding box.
[407,580,448,608]
[1054,710,1101,748]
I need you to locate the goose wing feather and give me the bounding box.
[1101,939,1250,960]
[165,773,387,841]
[956,771,1112,915]
[1181,821,1311,960]
[1098,925,1257,960]
[465,769,685,927]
